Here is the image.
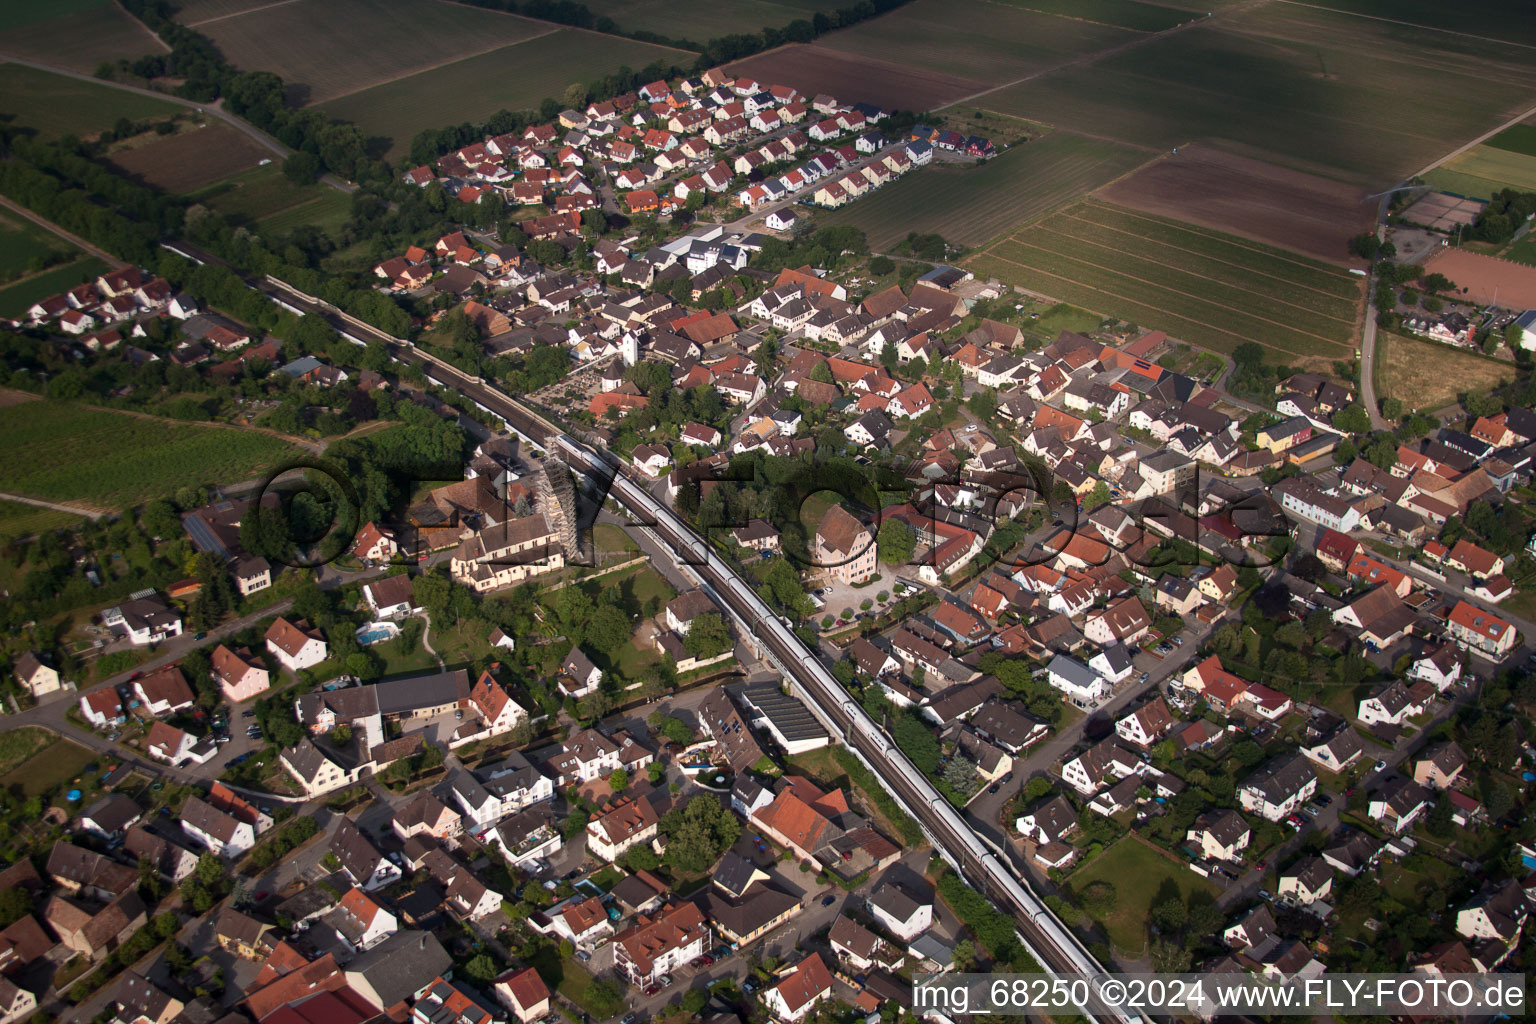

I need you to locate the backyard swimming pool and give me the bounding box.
[356,623,400,646]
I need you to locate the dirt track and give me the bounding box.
[1423,247,1536,308]
[1095,143,1375,264]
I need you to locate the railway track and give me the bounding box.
[164,241,1133,1022]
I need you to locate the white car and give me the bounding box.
[1373,759,1388,772]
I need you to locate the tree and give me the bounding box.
[1023,776,1054,803]
[682,612,732,659]
[869,255,894,275]
[877,518,914,565]
[283,151,322,185]
[586,604,632,657]
[608,768,630,791]
[1381,397,1405,420]
[1332,405,1371,434]
[463,953,499,984]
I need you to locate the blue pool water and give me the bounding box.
[357,626,396,646]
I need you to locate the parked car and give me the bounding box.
[1315,794,1332,806]
[643,984,660,997]
[574,950,591,964]
[620,1015,641,1024]
[242,711,257,718]
[820,894,836,906]
[1374,759,1388,772]
[1258,889,1272,901]
[658,974,673,988]
[1137,671,1150,685]
[1171,635,1184,646]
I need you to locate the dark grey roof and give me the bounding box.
[344,930,452,1007]
[738,682,829,745]
[376,669,469,716]
[1242,753,1316,804]
[331,818,386,884]
[712,852,762,899]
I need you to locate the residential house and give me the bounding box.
[1186,809,1251,862]
[265,617,328,673]
[1238,755,1317,822]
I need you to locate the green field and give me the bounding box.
[998,0,1198,32]
[814,131,1148,250]
[0,63,182,141]
[0,499,84,541]
[969,200,1362,362]
[0,209,77,281]
[0,400,306,510]
[1437,145,1536,194]
[319,30,690,163]
[1503,232,1536,269]
[0,727,54,776]
[0,256,110,319]
[0,3,164,74]
[580,0,843,42]
[197,0,559,104]
[1420,167,1511,202]
[1069,838,1219,954]
[1488,124,1536,159]
[187,164,354,236]
[818,0,1138,84]
[984,5,1536,185]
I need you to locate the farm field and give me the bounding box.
[1433,146,1536,195]
[320,30,691,164]
[0,63,182,141]
[0,2,165,74]
[810,0,1138,85]
[1069,838,1219,954]
[0,499,83,542]
[725,45,985,111]
[197,0,557,105]
[580,0,842,42]
[1420,167,1511,203]
[1488,124,1536,158]
[1377,331,1514,412]
[812,131,1147,249]
[984,5,1536,186]
[0,399,306,511]
[1422,247,1536,309]
[1502,233,1536,269]
[1302,0,1536,47]
[0,208,77,282]
[188,164,354,236]
[109,121,273,193]
[997,0,1197,32]
[175,0,307,23]
[968,200,1363,363]
[1096,143,1376,264]
[0,257,109,319]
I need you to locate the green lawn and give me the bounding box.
[0,256,109,319]
[0,400,305,510]
[0,726,54,775]
[1068,837,1219,953]
[0,498,84,541]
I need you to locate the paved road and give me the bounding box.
[1359,190,1392,430]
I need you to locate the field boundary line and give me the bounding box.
[114,0,172,53]
[184,0,304,28]
[0,195,126,271]
[995,234,1358,339]
[0,491,110,519]
[0,255,106,295]
[973,0,1184,34]
[972,249,1332,360]
[1273,0,1536,53]
[311,26,564,106]
[929,0,1270,113]
[1076,198,1357,276]
[976,247,1352,357]
[1053,210,1361,301]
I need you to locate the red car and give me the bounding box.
[643,985,660,996]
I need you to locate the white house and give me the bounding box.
[1186,809,1250,862]
[1278,857,1333,906]
[866,876,932,943]
[494,967,551,1024]
[265,617,328,673]
[361,576,420,620]
[1238,755,1317,822]
[586,795,660,862]
[1044,655,1109,708]
[14,652,60,697]
[552,728,621,783]
[181,795,256,858]
[762,953,834,1024]
[1014,794,1077,847]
